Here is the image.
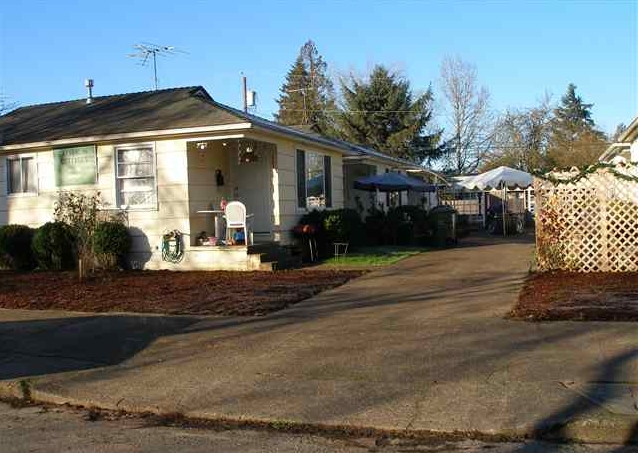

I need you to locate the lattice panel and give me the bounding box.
[535,164,638,272]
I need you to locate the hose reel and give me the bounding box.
[161,229,185,263]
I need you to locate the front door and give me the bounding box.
[231,148,273,235]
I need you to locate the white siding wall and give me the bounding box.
[271,137,344,244]
[0,158,5,225]
[0,138,191,270]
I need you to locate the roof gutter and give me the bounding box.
[599,142,631,162]
[248,124,360,157]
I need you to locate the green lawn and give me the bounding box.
[320,245,428,267]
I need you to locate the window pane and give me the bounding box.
[7,159,21,194]
[117,163,153,177]
[306,152,325,208]
[116,147,157,209]
[118,177,155,207]
[118,148,153,164]
[22,158,36,193]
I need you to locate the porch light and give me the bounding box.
[238,139,259,164]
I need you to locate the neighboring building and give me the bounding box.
[0,85,435,270]
[599,116,638,163]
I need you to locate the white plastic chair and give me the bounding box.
[224,201,254,245]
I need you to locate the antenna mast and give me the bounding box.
[128,42,187,90]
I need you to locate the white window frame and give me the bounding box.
[114,143,158,211]
[5,154,38,197]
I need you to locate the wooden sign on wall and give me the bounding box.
[53,145,97,186]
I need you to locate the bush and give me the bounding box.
[323,209,362,244]
[54,191,102,276]
[295,209,362,259]
[32,222,77,270]
[364,208,388,245]
[0,224,36,270]
[93,221,131,269]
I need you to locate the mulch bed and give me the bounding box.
[510,271,638,321]
[0,269,364,316]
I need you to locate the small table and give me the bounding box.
[196,210,225,238]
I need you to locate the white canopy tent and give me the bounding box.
[456,166,533,191]
[454,166,533,235]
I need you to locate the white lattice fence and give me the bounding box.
[535,164,638,272]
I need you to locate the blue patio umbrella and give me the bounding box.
[354,172,436,192]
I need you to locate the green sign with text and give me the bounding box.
[53,145,97,186]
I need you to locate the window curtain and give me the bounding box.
[296,149,306,208]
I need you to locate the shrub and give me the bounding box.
[93,221,131,269]
[323,209,362,244]
[295,209,362,259]
[54,191,102,276]
[364,208,388,246]
[0,224,36,270]
[32,222,77,270]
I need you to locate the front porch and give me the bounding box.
[178,137,295,270]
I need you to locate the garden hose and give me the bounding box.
[161,229,185,264]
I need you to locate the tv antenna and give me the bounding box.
[128,42,187,90]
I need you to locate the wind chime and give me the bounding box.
[238,138,260,164]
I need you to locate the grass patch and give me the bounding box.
[321,246,427,267]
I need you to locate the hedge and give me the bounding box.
[93,221,132,269]
[32,221,77,270]
[0,224,36,271]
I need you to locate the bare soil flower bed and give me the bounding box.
[510,271,638,321]
[0,269,364,316]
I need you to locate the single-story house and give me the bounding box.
[0,85,438,270]
[599,116,638,163]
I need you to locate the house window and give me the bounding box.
[115,145,157,209]
[6,155,37,195]
[296,150,332,209]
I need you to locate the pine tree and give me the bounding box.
[338,65,442,164]
[547,83,607,168]
[275,40,336,135]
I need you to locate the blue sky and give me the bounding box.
[1,1,636,134]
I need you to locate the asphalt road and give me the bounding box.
[1,402,636,453]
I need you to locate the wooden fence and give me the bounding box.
[535,163,638,272]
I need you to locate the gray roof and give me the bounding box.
[0,86,240,146]
[0,85,431,173]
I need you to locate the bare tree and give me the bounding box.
[484,95,553,172]
[439,56,492,174]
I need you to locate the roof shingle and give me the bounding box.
[0,86,242,146]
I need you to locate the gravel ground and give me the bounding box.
[1,402,636,453]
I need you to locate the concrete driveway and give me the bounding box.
[2,234,638,443]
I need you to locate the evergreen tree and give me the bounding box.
[275,40,336,135]
[338,65,442,164]
[547,83,607,168]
